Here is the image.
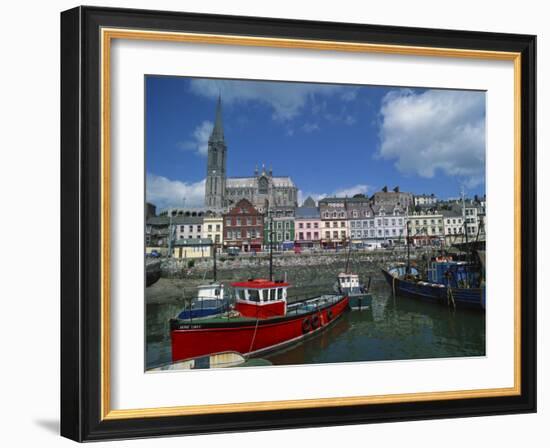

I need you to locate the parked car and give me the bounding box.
[226,247,240,257]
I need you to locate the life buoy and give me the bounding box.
[311,314,320,329]
[327,309,334,321]
[302,317,312,333]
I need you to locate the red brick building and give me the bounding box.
[223,199,264,252]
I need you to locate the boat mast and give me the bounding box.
[345,236,352,274]
[462,186,469,247]
[268,207,273,281]
[406,219,411,274]
[212,242,217,282]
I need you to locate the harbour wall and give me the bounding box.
[147,249,434,305]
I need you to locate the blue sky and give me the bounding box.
[145,76,486,210]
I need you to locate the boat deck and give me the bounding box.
[177,294,343,324]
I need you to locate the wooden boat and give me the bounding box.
[335,272,372,310]
[176,283,229,320]
[175,243,228,320]
[170,278,349,363]
[381,259,485,310]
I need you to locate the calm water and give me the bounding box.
[145,280,485,369]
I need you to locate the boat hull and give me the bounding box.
[382,269,485,311]
[348,293,373,310]
[170,296,349,362]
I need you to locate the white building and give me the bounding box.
[414,193,437,206]
[408,211,444,246]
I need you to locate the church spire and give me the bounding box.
[210,95,224,142]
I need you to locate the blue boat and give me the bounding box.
[382,258,485,311]
[177,283,230,320]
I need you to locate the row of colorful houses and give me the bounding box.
[146,192,485,258]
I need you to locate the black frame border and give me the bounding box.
[61,6,536,442]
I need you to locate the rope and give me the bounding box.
[447,286,456,310]
[247,317,261,356]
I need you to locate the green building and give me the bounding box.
[263,207,295,250]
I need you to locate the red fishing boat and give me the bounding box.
[170,278,349,363]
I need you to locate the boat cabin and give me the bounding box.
[196,283,224,301]
[337,273,360,290]
[231,279,289,319]
[427,259,481,288]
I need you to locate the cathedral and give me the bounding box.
[205,97,299,213]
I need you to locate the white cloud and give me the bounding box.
[189,79,344,121]
[146,174,205,209]
[340,88,359,102]
[334,184,370,197]
[302,122,320,133]
[177,120,213,157]
[298,184,370,205]
[378,89,486,187]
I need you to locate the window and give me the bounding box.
[299,232,304,240]
[216,224,220,231]
[341,221,345,228]
[180,225,184,231]
[236,230,241,238]
[215,235,220,243]
[333,231,338,238]
[314,232,319,239]
[325,222,330,228]
[314,222,318,229]
[306,222,311,229]
[236,218,241,226]
[189,225,193,232]
[247,217,252,226]
[299,223,303,229]
[353,210,358,218]
[208,225,212,231]
[324,212,329,218]
[325,231,330,238]
[226,218,231,226]
[306,232,311,240]
[247,289,260,302]
[341,231,346,238]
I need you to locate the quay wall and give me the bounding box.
[146,249,435,305]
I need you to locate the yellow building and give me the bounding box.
[172,238,212,259]
[202,216,223,248]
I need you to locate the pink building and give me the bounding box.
[294,197,321,249]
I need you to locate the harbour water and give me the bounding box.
[146,277,485,370]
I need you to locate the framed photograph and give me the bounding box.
[60,6,536,441]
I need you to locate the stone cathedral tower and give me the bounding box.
[205,96,227,210]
